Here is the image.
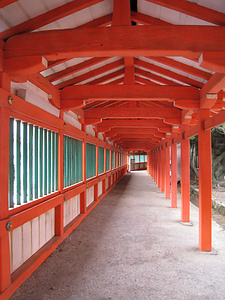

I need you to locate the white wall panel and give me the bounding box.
[9,208,55,274]
[98,181,102,196]
[64,195,80,227]
[86,186,94,207]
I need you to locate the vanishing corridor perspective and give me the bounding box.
[11,171,225,300]
[0,0,225,298]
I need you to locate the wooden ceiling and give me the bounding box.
[1,0,225,151]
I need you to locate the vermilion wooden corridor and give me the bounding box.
[0,0,225,298]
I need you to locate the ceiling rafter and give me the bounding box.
[131,11,171,25]
[0,0,18,8]
[145,0,225,26]
[46,57,109,83]
[135,58,204,88]
[148,57,212,81]
[56,59,124,89]
[0,0,105,40]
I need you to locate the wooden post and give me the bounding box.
[198,109,212,251]
[165,144,170,199]
[171,136,177,208]
[160,147,165,192]
[181,124,190,222]
[55,113,64,236]
[157,149,160,188]
[81,125,86,214]
[0,74,11,292]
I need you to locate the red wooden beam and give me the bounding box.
[149,56,212,81]
[204,110,225,131]
[47,57,109,83]
[131,11,170,25]
[5,26,225,60]
[84,107,181,119]
[135,67,180,86]
[57,59,124,89]
[135,59,204,88]
[135,76,159,86]
[86,69,124,85]
[61,85,200,103]
[145,0,225,26]
[0,0,104,40]
[0,0,18,8]
[199,52,225,73]
[27,73,60,109]
[95,119,171,130]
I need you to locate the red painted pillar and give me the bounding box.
[0,107,11,292]
[0,75,11,292]
[171,137,177,208]
[160,147,165,192]
[181,125,190,222]
[198,109,212,251]
[55,113,64,236]
[164,144,170,199]
[157,149,160,188]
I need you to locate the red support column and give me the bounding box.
[0,107,11,293]
[181,124,190,222]
[157,149,160,188]
[171,137,177,208]
[160,147,165,192]
[81,125,86,214]
[55,114,64,236]
[198,109,212,251]
[165,143,170,199]
[0,74,11,292]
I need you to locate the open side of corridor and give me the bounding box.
[11,171,225,300]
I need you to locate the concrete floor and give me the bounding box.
[11,171,225,300]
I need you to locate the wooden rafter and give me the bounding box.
[56,59,124,89]
[135,68,180,86]
[0,0,18,8]
[0,0,105,40]
[135,59,204,88]
[148,57,212,81]
[46,57,109,83]
[145,0,225,26]
[131,11,170,25]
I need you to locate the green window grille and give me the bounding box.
[98,146,104,175]
[130,155,134,159]
[145,155,147,162]
[63,135,82,188]
[106,149,110,171]
[111,150,114,169]
[140,155,145,163]
[117,152,120,167]
[120,153,122,166]
[9,118,58,208]
[135,155,139,163]
[115,152,117,168]
[86,143,96,179]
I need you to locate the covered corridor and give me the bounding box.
[11,171,225,300]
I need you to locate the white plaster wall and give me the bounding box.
[98,181,102,196]
[63,111,82,130]
[9,208,55,274]
[98,133,104,141]
[11,82,60,117]
[106,178,109,190]
[63,195,81,227]
[86,125,95,137]
[86,186,94,207]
